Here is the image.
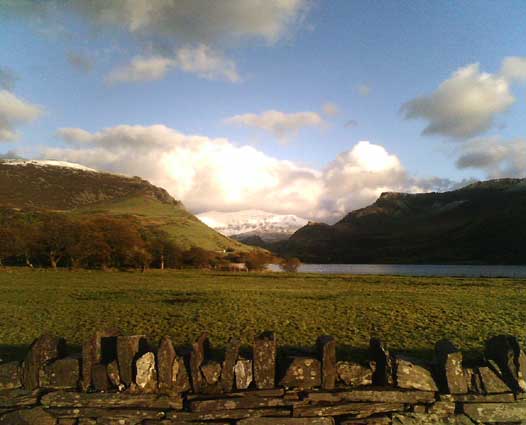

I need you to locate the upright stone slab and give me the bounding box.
[221,337,241,392]
[81,328,120,391]
[21,334,65,391]
[280,357,321,389]
[0,361,21,390]
[369,338,393,386]
[107,360,124,391]
[435,339,468,394]
[135,352,158,393]
[336,361,373,386]
[254,331,277,389]
[91,363,110,392]
[39,357,79,389]
[201,361,222,385]
[116,335,148,388]
[173,356,191,393]
[394,355,438,392]
[157,336,176,393]
[235,358,253,389]
[478,366,511,394]
[485,335,526,393]
[190,332,209,393]
[316,335,337,390]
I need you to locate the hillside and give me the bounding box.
[278,178,526,264]
[0,160,249,252]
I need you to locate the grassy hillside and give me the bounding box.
[0,268,525,362]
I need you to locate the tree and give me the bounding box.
[243,251,275,271]
[37,214,77,269]
[0,226,15,267]
[183,247,215,269]
[280,257,301,273]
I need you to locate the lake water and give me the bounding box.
[267,263,526,278]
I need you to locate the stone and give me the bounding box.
[167,408,290,421]
[135,352,158,393]
[47,407,165,421]
[304,388,436,404]
[253,331,276,389]
[157,336,176,393]
[220,337,240,392]
[441,392,514,402]
[81,328,120,391]
[369,338,393,386]
[336,361,373,386]
[238,418,335,425]
[173,356,191,393]
[116,335,148,388]
[306,389,435,404]
[434,340,468,394]
[21,334,65,390]
[293,402,404,418]
[0,361,20,389]
[280,357,321,389]
[201,361,222,385]
[189,332,209,393]
[39,357,79,389]
[107,360,124,391]
[394,355,438,392]
[78,419,97,425]
[58,420,77,425]
[341,418,391,425]
[190,396,286,411]
[0,407,56,425]
[235,358,253,390]
[316,336,337,390]
[0,388,40,408]
[484,334,526,393]
[427,401,455,415]
[463,401,526,422]
[392,413,476,424]
[477,366,511,394]
[41,390,182,409]
[92,363,110,391]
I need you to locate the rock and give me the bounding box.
[0,361,20,389]
[82,328,120,391]
[235,358,253,390]
[116,335,148,388]
[167,408,290,421]
[46,407,165,421]
[220,337,240,392]
[337,361,373,386]
[427,401,455,415]
[21,334,65,390]
[173,356,191,393]
[157,336,176,393]
[280,357,321,389]
[190,332,209,393]
[316,336,337,390]
[238,418,335,425]
[441,392,514,402]
[0,406,56,425]
[369,338,393,386]
[484,334,526,393]
[253,331,277,389]
[0,388,40,408]
[201,361,222,385]
[293,402,404,418]
[41,390,182,409]
[107,360,124,391]
[305,389,436,404]
[135,352,158,393]
[190,396,286,411]
[39,357,79,389]
[434,340,467,394]
[463,401,526,422]
[341,418,391,425]
[394,355,438,392]
[477,366,511,394]
[392,413,476,424]
[92,363,110,392]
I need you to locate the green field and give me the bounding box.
[1,268,525,362]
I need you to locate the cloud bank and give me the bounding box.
[0,90,42,142]
[46,124,453,221]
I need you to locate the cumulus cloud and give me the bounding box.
[501,56,526,83]
[455,137,526,178]
[402,64,514,140]
[106,45,240,84]
[67,51,94,73]
[225,110,324,142]
[0,67,18,91]
[47,124,453,221]
[0,90,43,142]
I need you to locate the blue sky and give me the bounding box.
[1,0,526,220]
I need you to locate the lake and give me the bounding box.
[267,263,526,278]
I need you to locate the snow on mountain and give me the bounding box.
[1,159,98,172]
[197,209,308,240]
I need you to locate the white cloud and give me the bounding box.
[225,110,324,142]
[48,125,452,221]
[322,102,340,117]
[501,56,526,83]
[455,137,526,178]
[0,90,43,142]
[106,45,240,84]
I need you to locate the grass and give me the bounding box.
[1,268,525,362]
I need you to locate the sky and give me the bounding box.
[1,0,526,222]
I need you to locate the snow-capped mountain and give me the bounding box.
[197,209,308,241]
[2,159,98,172]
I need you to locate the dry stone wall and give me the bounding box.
[2,330,526,424]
